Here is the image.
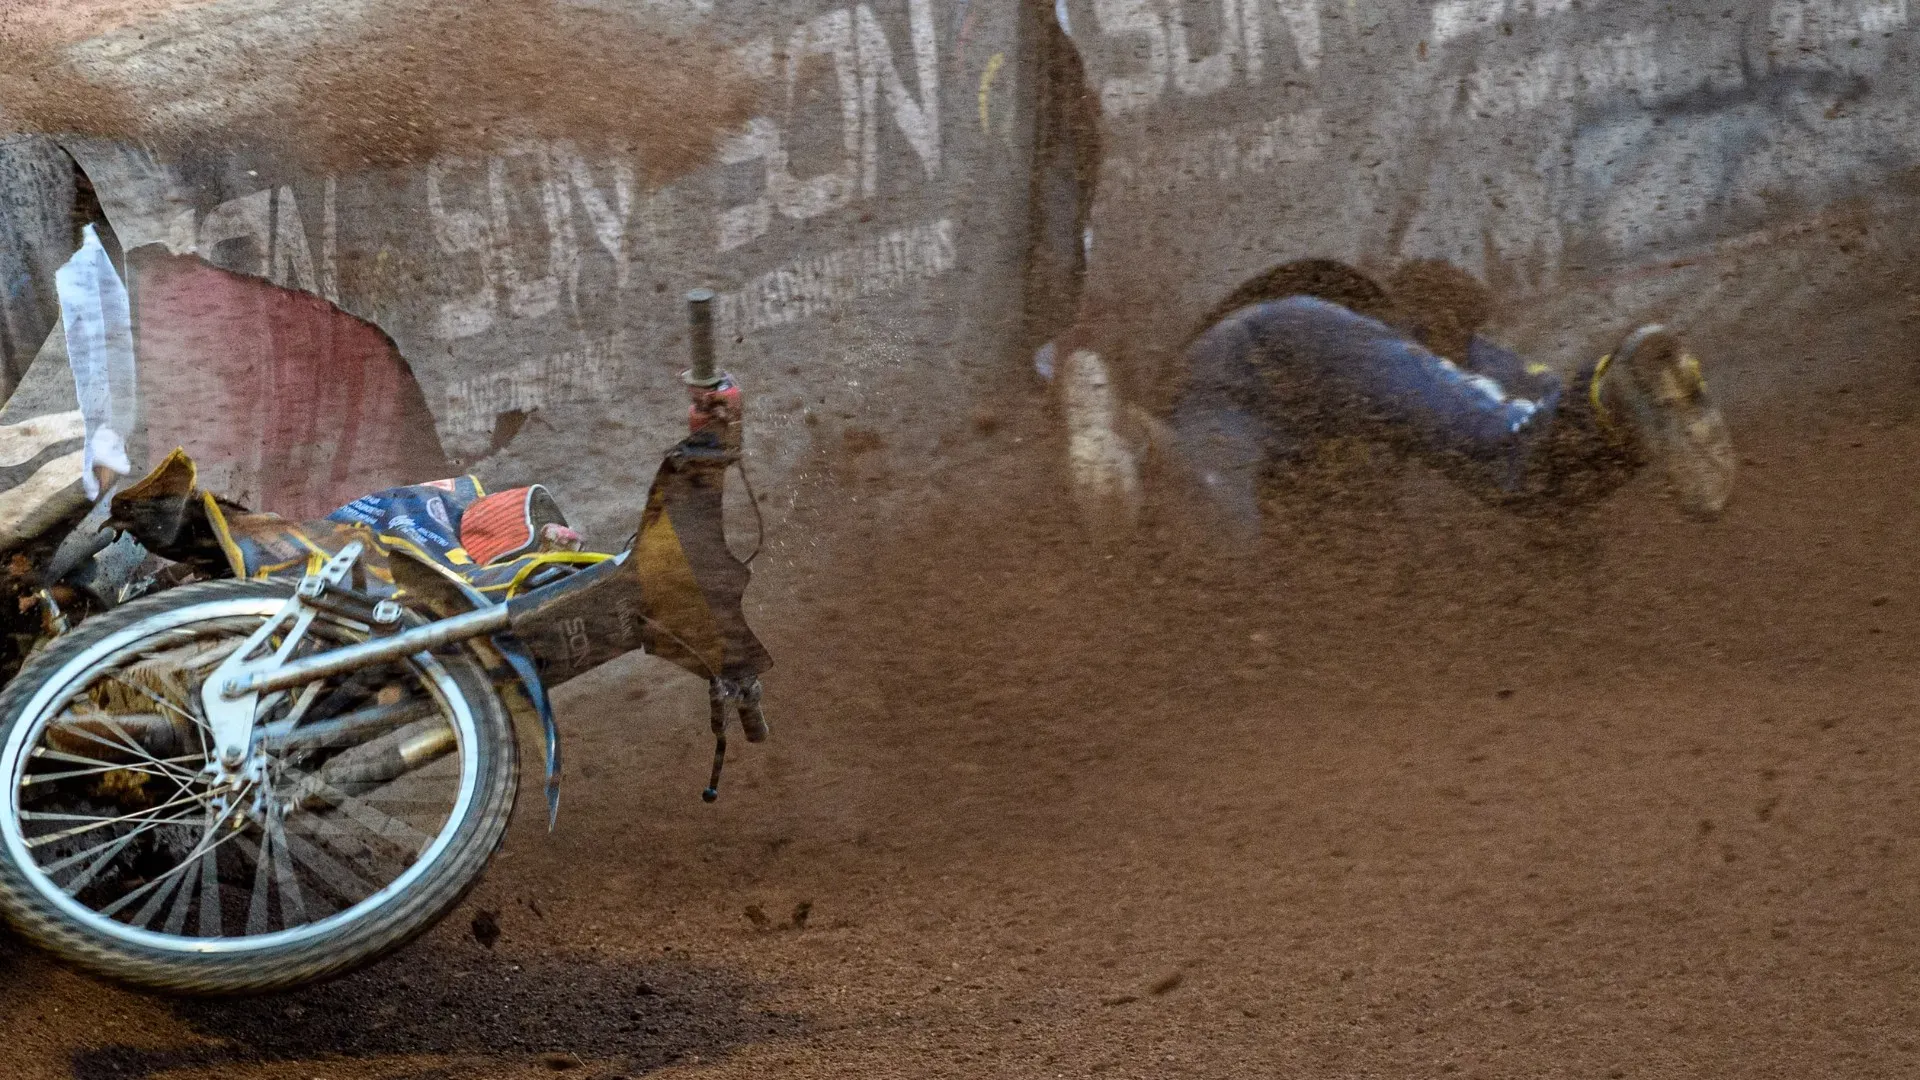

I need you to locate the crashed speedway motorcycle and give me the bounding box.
[0,293,770,995]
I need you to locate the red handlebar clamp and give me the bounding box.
[685,370,743,451]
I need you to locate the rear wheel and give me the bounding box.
[0,580,517,994]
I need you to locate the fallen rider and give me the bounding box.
[1167,259,1737,532]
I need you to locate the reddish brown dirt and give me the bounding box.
[0,0,754,179]
[258,0,754,177]
[5,220,1920,1077]
[7,355,1920,1079]
[0,19,145,146]
[0,0,219,44]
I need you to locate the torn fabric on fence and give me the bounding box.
[53,223,135,498]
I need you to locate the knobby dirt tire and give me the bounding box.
[0,580,519,995]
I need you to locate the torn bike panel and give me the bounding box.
[507,429,771,685]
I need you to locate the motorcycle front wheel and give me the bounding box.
[0,580,518,994]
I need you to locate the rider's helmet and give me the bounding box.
[1385,259,1493,364]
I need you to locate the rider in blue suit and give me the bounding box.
[1169,260,1735,532]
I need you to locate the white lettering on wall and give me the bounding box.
[1092,0,1170,116]
[564,155,641,290]
[441,333,622,437]
[776,10,863,223]
[1094,0,1321,117]
[426,157,499,340]
[1863,0,1911,31]
[166,185,340,304]
[857,0,942,193]
[1102,107,1326,193]
[1769,0,1909,48]
[1241,0,1321,81]
[1170,0,1241,98]
[426,143,648,340]
[1465,30,1658,116]
[321,176,340,302]
[716,217,956,335]
[718,118,781,253]
[194,189,272,274]
[271,188,320,295]
[718,0,942,252]
[487,146,576,324]
[1431,0,1575,45]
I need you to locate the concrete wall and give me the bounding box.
[0,136,76,392]
[10,0,1910,530]
[1061,0,1920,384]
[33,0,1044,539]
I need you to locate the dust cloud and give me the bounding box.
[0,0,756,179]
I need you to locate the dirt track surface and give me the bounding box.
[7,411,1920,1078]
[5,243,1920,1077]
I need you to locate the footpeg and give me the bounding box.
[702,678,730,802]
[699,677,769,801]
[736,677,768,743]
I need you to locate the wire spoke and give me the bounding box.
[198,839,223,938]
[268,813,310,925]
[22,790,217,848]
[276,817,378,905]
[23,752,204,787]
[160,856,199,935]
[27,746,123,768]
[45,715,207,810]
[45,819,162,894]
[131,863,190,930]
[280,766,433,853]
[240,831,274,936]
[25,753,205,780]
[94,715,208,800]
[282,806,398,880]
[180,639,244,672]
[100,674,213,737]
[35,720,201,765]
[20,788,213,825]
[236,810,317,936]
[98,820,246,922]
[28,735,204,806]
[60,708,179,767]
[29,740,194,777]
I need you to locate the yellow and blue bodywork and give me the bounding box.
[109,433,772,822]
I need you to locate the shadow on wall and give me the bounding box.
[1404,56,1920,289]
[66,939,803,1080]
[1566,67,1904,267]
[0,138,82,395]
[1023,6,1101,358]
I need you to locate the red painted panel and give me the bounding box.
[132,251,451,521]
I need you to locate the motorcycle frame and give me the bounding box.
[198,289,764,820]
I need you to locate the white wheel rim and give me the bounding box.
[0,596,482,955]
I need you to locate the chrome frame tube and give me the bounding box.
[224,605,509,699]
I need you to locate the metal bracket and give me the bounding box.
[201,542,363,771]
[699,676,768,803]
[490,633,563,831]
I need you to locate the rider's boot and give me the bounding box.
[1591,325,1737,518]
